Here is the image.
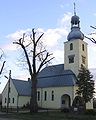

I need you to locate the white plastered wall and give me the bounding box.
[64,39,88,76]
[37,86,75,109]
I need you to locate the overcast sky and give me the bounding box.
[0,0,96,92]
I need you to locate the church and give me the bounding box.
[2,10,93,110]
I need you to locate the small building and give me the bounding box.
[2,79,31,108]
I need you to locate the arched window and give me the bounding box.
[9,98,10,103]
[5,98,6,103]
[70,43,73,50]
[82,44,84,51]
[37,91,40,101]
[51,91,54,101]
[44,91,47,101]
[12,98,14,103]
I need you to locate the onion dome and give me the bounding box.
[67,14,84,41]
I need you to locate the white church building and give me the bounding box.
[2,11,93,110]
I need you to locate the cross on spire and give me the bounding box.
[74,2,76,15]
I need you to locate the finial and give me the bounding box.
[74,2,76,15]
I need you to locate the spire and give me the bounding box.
[67,3,84,41]
[74,2,76,15]
[70,3,80,28]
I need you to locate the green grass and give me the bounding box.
[0,111,96,120]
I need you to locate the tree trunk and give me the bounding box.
[30,75,38,113]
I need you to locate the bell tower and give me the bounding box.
[64,4,88,76]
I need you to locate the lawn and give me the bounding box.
[0,111,96,120]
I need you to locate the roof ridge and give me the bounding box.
[45,63,64,68]
[38,72,74,79]
[12,79,28,82]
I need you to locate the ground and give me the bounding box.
[0,111,96,120]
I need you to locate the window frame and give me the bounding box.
[68,55,75,63]
[82,44,84,51]
[44,91,47,101]
[9,98,10,103]
[70,43,73,50]
[5,98,7,103]
[12,98,14,104]
[51,90,54,101]
[37,91,40,101]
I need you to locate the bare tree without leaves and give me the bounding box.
[13,29,54,113]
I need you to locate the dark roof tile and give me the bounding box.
[12,79,31,96]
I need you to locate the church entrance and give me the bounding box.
[61,94,71,109]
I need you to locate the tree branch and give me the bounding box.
[13,41,33,76]
[22,33,25,44]
[0,61,6,75]
[32,29,36,45]
[90,26,96,29]
[0,54,3,60]
[37,53,54,74]
[36,33,44,45]
[25,42,32,48]
[36,50,46,57]
[85,36,96,44]
[43,57,55,65]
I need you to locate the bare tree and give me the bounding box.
[13,29,54,113]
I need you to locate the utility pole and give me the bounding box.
[5,70,11,113]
